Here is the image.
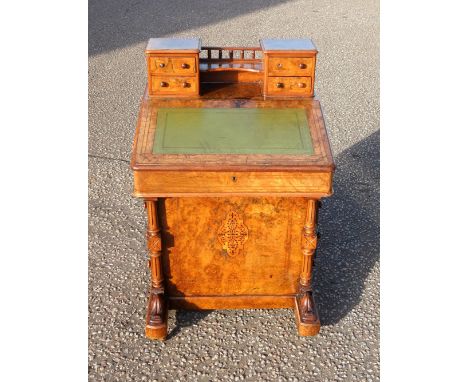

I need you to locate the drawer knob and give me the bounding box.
[298,63,307,69]
[159,63,165,68]
[276,63,283,69]
[181,63,189,69]
[276,82,284,88]
[297,83,306,88]
[160,81,168,87]
[182,82,190,88]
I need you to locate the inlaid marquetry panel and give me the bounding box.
[217,210,249,257]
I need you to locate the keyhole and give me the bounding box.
[232,176,237,182]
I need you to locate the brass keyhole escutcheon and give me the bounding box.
[232,176,237,182]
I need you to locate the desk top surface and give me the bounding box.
[260,38,317,52]
[145,38,201,53]
[131,84,334,172]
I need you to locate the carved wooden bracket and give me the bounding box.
[217,210,248,257]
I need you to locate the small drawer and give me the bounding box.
[268,57,314,76]
[149,56,196,75]
[267,77,312,95]
[150,76,198,95]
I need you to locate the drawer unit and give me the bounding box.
[145,38,201,97]
[149,56,197,75]
[261,38,318,98]
[150,76,198,95]
[268,57,314,77]
[266,77,312,95]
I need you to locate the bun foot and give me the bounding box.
[294,291,320,336]
[145,320,168,340]
[145,289,168,340]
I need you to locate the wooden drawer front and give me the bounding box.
[267,77,312,95]
[149,56,196,75]
[268,57,314,76]
[134,171,333,196]
[150,76,197,95]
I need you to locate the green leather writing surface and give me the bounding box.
[153,108,313,155]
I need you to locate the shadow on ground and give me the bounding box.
[166,311,212,340]
[89,0,293,56]
[315,130,380,325]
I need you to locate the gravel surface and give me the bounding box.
[89,0,379,380]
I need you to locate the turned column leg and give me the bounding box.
[294,199,321,336]
[144,199,168,340]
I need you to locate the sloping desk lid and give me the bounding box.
[131,92,334,172]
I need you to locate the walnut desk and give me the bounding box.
[131,38,335,340]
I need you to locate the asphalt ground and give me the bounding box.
[88,0,380,380]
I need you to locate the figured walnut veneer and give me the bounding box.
[161,197,306,298]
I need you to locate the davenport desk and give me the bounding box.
[130,38,335,340]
